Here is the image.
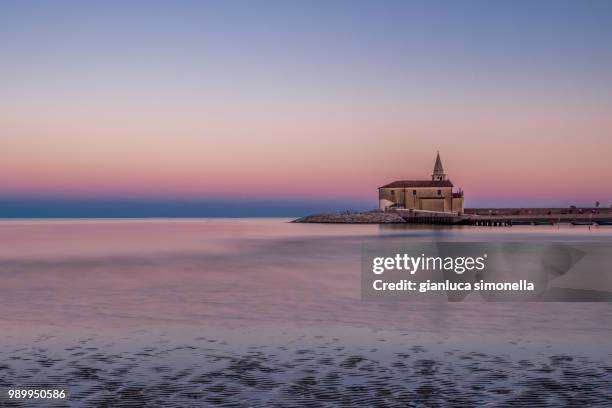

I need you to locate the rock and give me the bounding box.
[292,210,405,224]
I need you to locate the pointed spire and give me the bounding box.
[433,151,444,174]
[432,151,446,181]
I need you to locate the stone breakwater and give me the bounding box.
[294,208,612,225]
[293,210,405,223]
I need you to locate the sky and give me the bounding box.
[2,0,612,216]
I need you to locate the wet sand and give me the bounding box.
[2,323,611,407]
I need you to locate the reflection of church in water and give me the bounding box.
[378,152,464,215]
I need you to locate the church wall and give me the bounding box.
[420,198,445,212]
[378,198,395,211]
[379,187,453,211]
[452,197,465,215]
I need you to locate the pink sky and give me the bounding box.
[3,98,611,207]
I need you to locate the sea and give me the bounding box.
[0,219,611,407]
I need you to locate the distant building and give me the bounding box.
[378,152,464,214]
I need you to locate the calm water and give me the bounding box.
[1,219,611,407]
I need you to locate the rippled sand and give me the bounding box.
[2,326,611,407]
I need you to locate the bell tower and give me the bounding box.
[431,151,446,181]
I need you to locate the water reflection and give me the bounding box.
[0,220,610,406]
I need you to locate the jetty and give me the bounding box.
[294,208,612,226]
[461,208,612,226]
[293,210,405,224]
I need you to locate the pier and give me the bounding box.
[396,208,612,226]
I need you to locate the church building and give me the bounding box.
[378,152,464,214]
